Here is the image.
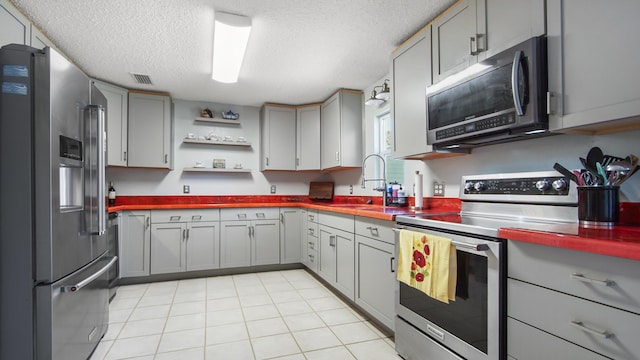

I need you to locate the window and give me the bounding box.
[375,111,404,185]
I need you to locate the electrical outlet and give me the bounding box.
[433,181,445,197]
[183,185,190,194]
[349,185,353,195]
[270,185,276,194]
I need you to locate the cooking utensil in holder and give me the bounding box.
[577,186,619,228]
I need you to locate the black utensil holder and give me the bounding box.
[577,186,619,227]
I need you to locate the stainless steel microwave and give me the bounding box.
[427,36,548,149]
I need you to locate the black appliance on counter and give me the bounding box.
[427,36,548,150]
[394,171,579,360]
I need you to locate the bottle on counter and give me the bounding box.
[108,181,116,205]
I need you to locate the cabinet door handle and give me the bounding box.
[309,215,314,221]
[469,36,476,55]
[546,92,554,115]
[280,213,284,224]
[146,217,150,229]
[182,229,187,241]
[237,213,247,219]
[329,235,335,247]
[309,254,314,262]
[366,226,379,236]
[570,321,613,339]
[390,257,395,273]
[475,33,484,53]
[571,273,615,287]
[191,215,202,221]
[296,158,300,166]
[186,229,190,240]
[256,212,265,219]
[164,154,168,163]
[266,157,269,166]
[335,151,339,161]
[123,151,127,162]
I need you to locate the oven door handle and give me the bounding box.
[392,228,489,252]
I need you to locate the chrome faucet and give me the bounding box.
[361,153,388,206]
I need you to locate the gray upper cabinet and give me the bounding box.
[0,0,29,47]
[547,0,640,133]
[432,0,485,83]
[260,105,296,171]
[483,0,545,59]
[392,26,434,159]
[127,91,172,169]
[93,80,129,167]
[320,90,363,170]
[296,104,321,170]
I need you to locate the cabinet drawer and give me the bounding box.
[508,279,640,360]
[220,208,279,221]
[306,221,319,238]
[508,241,640,314]
[318,211,354,232]
[355,217,394,244]
[507,317,608,360]
[151,209,219,223]
[306,209,319,223]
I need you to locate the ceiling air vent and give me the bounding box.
[130,73,153,85]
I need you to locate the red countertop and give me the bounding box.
[109,195,640,261]
[107,195,461,221]
[500,202,640,261]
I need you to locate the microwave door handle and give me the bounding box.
[511,50,525,116]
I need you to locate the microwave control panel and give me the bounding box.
[436,113,515,141]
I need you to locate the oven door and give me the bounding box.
[394,225,505,360]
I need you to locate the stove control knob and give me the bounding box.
[464,182,475,192]
[535,180,550,191]
[552,179,568,191]
[473,182,485,191]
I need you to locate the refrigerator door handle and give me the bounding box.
[84,105,106,235]
[61,256,117,292]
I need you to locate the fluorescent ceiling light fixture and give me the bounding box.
[212,11,252,83]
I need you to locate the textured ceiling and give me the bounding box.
[10,0,455,106]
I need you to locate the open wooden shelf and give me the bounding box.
[194,117,240,125]
[183,167,251,173]
[183,138,251,147]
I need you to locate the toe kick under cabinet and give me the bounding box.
[507,241,640,360]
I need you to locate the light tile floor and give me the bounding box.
[91,269,402,360]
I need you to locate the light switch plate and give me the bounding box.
[270,185,276,194]
[183,185,190,194]
[433,181,444,197]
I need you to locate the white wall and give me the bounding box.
[108,96,640,202]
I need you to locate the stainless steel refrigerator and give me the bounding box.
[0,44,115,360]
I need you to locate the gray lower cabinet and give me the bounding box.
[220,208,280,268]
[354,217,396,331]
[302,209,319,272]
[149,210,220,275]
[280,208,302,264]
[507,240,640,359]
[119,210,151,278]
[318,212,355,300]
